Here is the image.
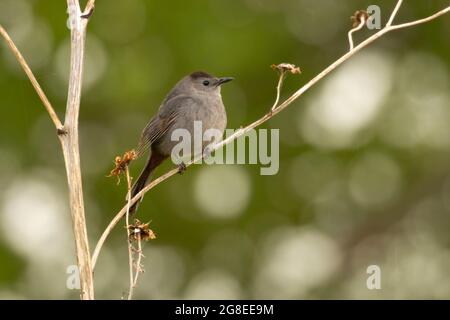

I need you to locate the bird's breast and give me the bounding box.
[197,102,226,131]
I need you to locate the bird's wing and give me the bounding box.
[136,95,195,156]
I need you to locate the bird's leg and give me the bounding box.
[203,146,213,159]
[178,161,187,175]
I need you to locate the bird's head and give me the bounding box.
[185,71,234,94]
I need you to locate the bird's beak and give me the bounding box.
[215,77,234,86]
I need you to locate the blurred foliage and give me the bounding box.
[0,0,450,299]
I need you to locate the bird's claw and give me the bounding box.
[203,147,212,159]
[178,162,187,175]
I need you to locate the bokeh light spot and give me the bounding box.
[253,227,341,298]
[184,269,243,299]
[194,166,251,219]
[300,50,393,149]
[349,152,402,207]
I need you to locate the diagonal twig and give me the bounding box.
[0,25,64,131]
[389,5,450,30]
[386,0,403,27]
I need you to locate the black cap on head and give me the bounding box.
[190,71,214,79]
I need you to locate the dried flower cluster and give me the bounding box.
[351,10,369,28]
[271,63,302,75]
[108,150,137,184]
[128,219,157,242]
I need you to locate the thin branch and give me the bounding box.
[271,72,286,111]
[125,167,135,300]
[386,0,403,27]
[84,0,96,13]
[132,236,144,289]
[270,63,301,111]
[389,5,450,30]
[91,3,450,270]
[0,25,64,131]
[61,0,94,300]
[348,17,366,51]
[81,0,95,19]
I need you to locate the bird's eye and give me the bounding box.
[202,80,210,86]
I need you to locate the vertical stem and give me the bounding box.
[132,236,143,287]
[271,72,285,111]
[62,0,94,300]
[348,18,366,51]
[125,167,134,300]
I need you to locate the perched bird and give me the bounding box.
[130,71,233,213]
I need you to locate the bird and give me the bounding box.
[129,71,233,213]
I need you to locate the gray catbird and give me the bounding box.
[130,71,233,213]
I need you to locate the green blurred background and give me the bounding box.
[1,0,450,299]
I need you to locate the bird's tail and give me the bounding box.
[128,152,167,214]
